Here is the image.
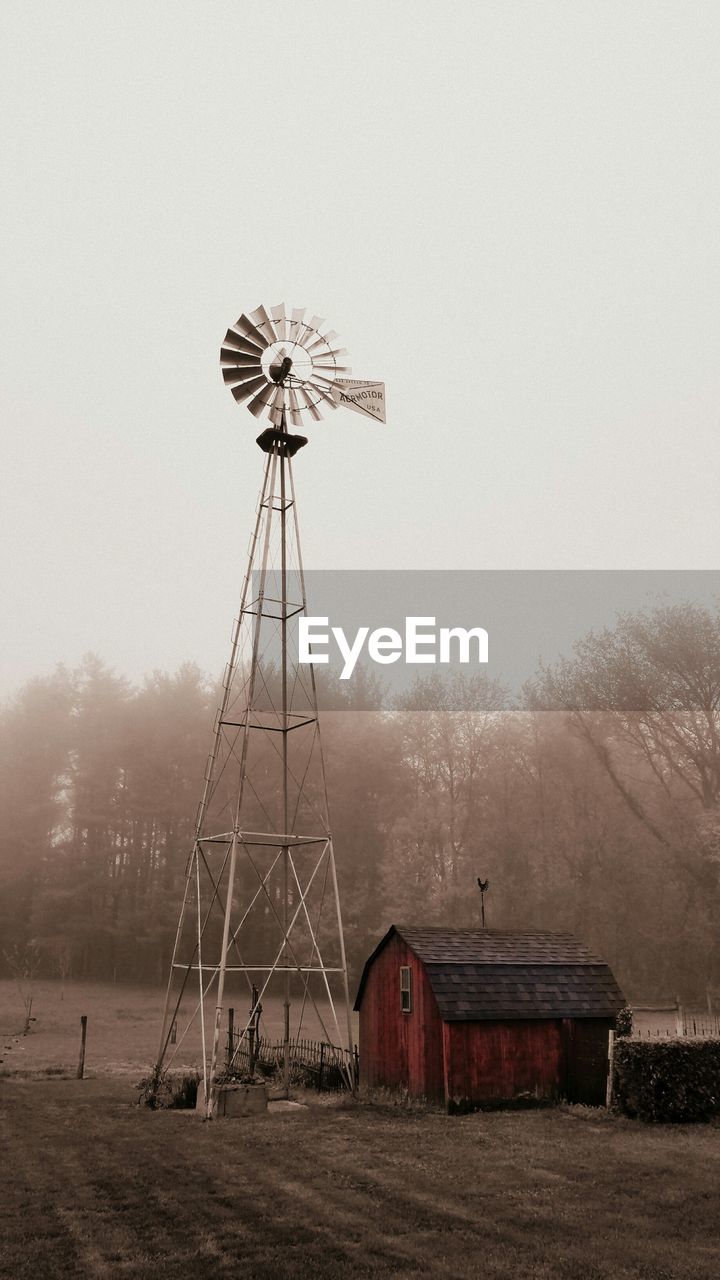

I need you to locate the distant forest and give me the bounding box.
[2,601,719,1002]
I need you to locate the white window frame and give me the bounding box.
[400,965,412,1013]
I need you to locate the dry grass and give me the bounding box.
[1,1077,719,1279]
[0,979,357,1078]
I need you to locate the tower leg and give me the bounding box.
[281,444,291,1100]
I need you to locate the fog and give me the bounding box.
[3,2,720,696]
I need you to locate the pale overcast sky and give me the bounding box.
[2,2,720,694]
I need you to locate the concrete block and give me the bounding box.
[196,1082,268,1118]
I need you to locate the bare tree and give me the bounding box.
[45,938,73,999]
[3,942,41,1034]
[529,603,720,854]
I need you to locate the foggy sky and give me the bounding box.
[3,2,720,696]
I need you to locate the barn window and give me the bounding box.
[400,966,412,1013]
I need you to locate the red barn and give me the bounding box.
[354,926,625,1112]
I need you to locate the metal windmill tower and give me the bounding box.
[154,304,385,1117]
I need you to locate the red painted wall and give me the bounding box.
[442,1019,563,1111]
[358,934,445,1102]
[358,938,612,1110]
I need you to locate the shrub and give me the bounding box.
[613,1038,720,1123]
[136,1069,200,1110]
[614,1005,633,1037]
[171,1072,200,1109]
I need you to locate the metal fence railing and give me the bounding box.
[227,1029,359,1090]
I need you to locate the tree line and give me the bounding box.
[2,602,719,1002]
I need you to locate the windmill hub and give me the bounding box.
[263,341,312,387]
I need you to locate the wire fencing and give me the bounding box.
[632,1005,720,1039]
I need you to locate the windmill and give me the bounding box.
[154,304,384,1117]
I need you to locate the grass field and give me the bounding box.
[2,982,719,1278]
[2,1077,719,1279]
[0,980,357,1079]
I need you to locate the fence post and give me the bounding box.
[77,1015,87,1079]
[318,1042,325,1091]
[606,1030,615,1108]
[170,1019,177,1045]
[675,998,683,1037]
[354,1044,359,1090]
[227,1007,234,1068]
[249,985,260,1075]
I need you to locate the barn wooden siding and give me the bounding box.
[442,1018,611,1111]
[442,1019,562,1112]
[358,932,445,1101]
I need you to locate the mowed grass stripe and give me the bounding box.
[1,1079,720,1278]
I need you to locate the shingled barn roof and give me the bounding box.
[353,926,625,1020]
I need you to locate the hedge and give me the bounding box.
[614,1005,633,1038]
[612,1038,720,1123]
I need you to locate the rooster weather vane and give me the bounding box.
[477,878,490,928]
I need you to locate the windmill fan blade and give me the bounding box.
[235,313,269,349]
[273,385,292,425]
[306,398,324,422]
[269,388,289,425]
[304,328,340,352]
[223,329,264,356]
[250,305,277,344]
[292,385,312,414]
[220,348,262,367]
[309,383,336,406]
[293,323,317,350]
[268,386,286,425]
[270,303,288,341]
[222,366,262,385]
[319,346,349,359]
[286,388,303,427]
[309,349,349,368]
[247,384,275,417]
[305,335,337,356]
[231,376,266,403]
[288,307,306,343]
